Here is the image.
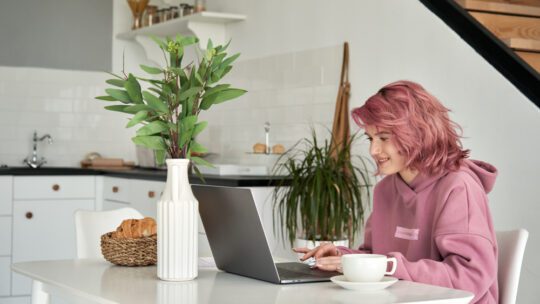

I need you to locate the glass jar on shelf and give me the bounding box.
[194,0,206,13]
[179,3,194,17]
[143,5,158,27]
[169,6,179,19]
[159,7,171,22]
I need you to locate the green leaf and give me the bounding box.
[125,104,151,114]
[140,64,163,75]
[106,79,125,87]
[136,121,169,136]
[132,135,167,150]
[126,110,148,128]
[179,86,201,101]
[179,115,197,148]
[180,36,198,46]
[104,105,129,112]
[190,141,208,153]
[200,88,246,110]
[96,95,116,101]
[206,39,213,51]
[211,88,246,104]
[193,121,208,137]
[204,84,230,97]
[105,88,131,103]
[155,150,166,165]
[142,91,169,113]
[221,53,240,68]
[125,74,143,104]
[190,156,213,168]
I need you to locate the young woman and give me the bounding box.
[295,80,498,304]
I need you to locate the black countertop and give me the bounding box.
[0,166,289,187]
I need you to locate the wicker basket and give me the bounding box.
[100,232,157,266]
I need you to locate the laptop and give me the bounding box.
[192,184,338,284]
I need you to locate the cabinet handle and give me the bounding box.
[148,191,155,198]
[25,212,33,219]
[112,186,119,193]
[52,184,60,191]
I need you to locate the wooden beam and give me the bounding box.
[457,0,540,17]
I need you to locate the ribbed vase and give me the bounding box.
[157,159,198,281]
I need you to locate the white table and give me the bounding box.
[12,259,474,304]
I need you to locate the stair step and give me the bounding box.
[457,0,540,17]
[503,37,540,51]
[470,11,540,40]
[516,51,540,72]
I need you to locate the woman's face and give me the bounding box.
[365,125,409,178]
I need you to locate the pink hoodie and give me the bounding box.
[338,159,498,304]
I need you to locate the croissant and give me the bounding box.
[113,217,157,239]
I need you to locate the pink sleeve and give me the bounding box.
[337,215,373,254]
[388,185,497,303]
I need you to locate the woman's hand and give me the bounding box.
[293,243,343,272]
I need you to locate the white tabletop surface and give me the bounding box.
[12,259,474,304]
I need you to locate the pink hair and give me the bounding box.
[351,80,469,175]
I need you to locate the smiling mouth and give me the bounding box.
[377,158,389,165]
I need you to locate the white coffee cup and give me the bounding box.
[341,254,397,282]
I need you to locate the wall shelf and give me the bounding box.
[116,12,246,65]
[117,12,246,40]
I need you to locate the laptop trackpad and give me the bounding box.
[276,262,338,282]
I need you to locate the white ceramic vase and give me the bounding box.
[157,159,198,281]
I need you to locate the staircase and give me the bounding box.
[456,0,540,74]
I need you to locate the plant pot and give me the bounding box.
[157,159,198,281]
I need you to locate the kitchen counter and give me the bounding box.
[0,166,289,187]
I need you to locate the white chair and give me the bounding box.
[496,229,529,304]
[74,207,144,258]
[31,208,145,304]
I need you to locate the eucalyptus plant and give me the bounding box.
[273,129,372,247]
[96,35,246,172]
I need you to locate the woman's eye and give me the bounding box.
[366,137,373,142]
[380,137,389,142]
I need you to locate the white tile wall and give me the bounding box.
[0,67,136,167]
[198,44,344,168]
[0,44,343,168]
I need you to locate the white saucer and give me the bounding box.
[330,275,398,291]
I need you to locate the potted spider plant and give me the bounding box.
[272,129,372,249]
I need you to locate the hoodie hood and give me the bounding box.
[395,159,498,198]
[462,159,498,194]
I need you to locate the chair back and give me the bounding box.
[496,229,529,304]
[75,207,144,259]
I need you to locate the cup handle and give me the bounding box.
[385,257,397,275]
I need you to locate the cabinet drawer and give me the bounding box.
[12,199,94,295]
[0,216,11,255]
[130,179,164,218]
[14,176,95,200]
[103,199,130,211]
[103,177,130,203]
[0,176,12,215]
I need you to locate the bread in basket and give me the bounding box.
[101,217,157,266]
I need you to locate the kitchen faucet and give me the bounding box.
[23,131,53,168]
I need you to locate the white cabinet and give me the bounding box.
[102,177,131,210]
[0,176,12,215]
[0,217,11,256]
[10,176,96,296]
[0,257,10,296]
[130,179,163,218]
